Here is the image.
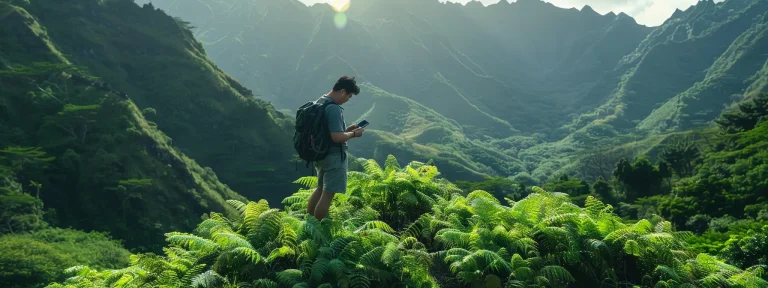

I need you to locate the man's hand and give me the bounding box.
[331,127,364,143]
[345,124,358,132]
[352,128,364,138]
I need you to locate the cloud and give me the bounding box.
[300,0,725,27]
[444,0,726,26]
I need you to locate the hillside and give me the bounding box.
[0,0,303,253]
[342,83,526,181]
[27,0,305,199]
[45,156,768,288]
[138,0,768,184]
[579,0,768,132]
[2,1,768,287]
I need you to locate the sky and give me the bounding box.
[298,0,725,27]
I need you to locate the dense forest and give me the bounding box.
[1,0,767,287]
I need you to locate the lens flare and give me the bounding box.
[334,12,347,29]
[329,0,350,13]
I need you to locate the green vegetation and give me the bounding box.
[137,0,658,183]
[2,0,768,287]
[0,59,247,252]
[342,83,525,181]
[139,0,768,186]
[44,156,768,288]
[0,0,263,253]
[4,0,302,204]
[0,228,131,288]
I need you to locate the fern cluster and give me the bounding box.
[47,156,767,287]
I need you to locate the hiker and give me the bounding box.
[298,76,363,221]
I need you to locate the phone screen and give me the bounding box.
[358,120,369,128]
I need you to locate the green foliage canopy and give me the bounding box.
[45,156,768,288]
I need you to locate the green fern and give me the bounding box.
[45,155,768,288]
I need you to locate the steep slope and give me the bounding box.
[136,0,653,181]
[11,0,301,202]
[579,0,768,133]
[640,2,768,132]
[140,0,651,137]
[0,0,295,251]
[342,83,526,181]
[529,0,768,181]
[136,0,767,184]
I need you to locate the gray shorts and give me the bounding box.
[314,152,348,193]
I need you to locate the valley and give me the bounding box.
[1,0,767,287]
[136,0,768,185]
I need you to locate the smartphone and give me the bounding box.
[357,120,369,128]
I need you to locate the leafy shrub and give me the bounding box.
[45,156,768,288]
[0,228,130,288]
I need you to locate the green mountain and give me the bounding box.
[0,0,302,252]
[342,83,525,181]
[2,0,768,287]
[580,0,768,132]
[636,0,768,132]
[140,0,768,185]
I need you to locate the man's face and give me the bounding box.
[341,89,353,104]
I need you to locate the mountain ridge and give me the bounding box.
[135,0,766,185]
[0,0,304,251]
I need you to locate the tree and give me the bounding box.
[41,104,100,145]
[578,146,628,181]
[592,176,616,205]
[0,147,55,187]
[545,174,591,197]
[658,160,672,192]
[659,137,700,178]
[0,192,45,234]
[613,156,664,201]
[715,93,768,133]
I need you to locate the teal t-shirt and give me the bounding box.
[317,96,347,152]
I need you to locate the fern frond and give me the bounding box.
[537,265,575,286]
[231,247,263,264]
[310,258,330,284]
[226,200,247,214]
[213,232,253,250]
[275,269,303,286]
[293,176,318,188]
[266,246,296,263]
[252,279,278,288]
[466,190,500,205]
[355,221,395,234]
[165,232,220,253]
[191,270,225,288]
[180,264,207,287]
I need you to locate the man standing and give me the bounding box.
[306,76,363,221]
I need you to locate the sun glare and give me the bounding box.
[329,0,350,12]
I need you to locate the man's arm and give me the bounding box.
[326,105,362,143]
[331,129,362,143]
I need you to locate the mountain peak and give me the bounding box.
[465,0,484,8]
[671,8,685,19]
[512,0,558,12]
[615,11,637,22]
[516,0,543,4]
[581,5,596,14]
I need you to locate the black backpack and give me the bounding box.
[293,99,339,167]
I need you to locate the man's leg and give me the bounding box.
[307,166,324,216]
[313,191,335,221]
[313,153,347,221]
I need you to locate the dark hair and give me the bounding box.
[332,76,360,95]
